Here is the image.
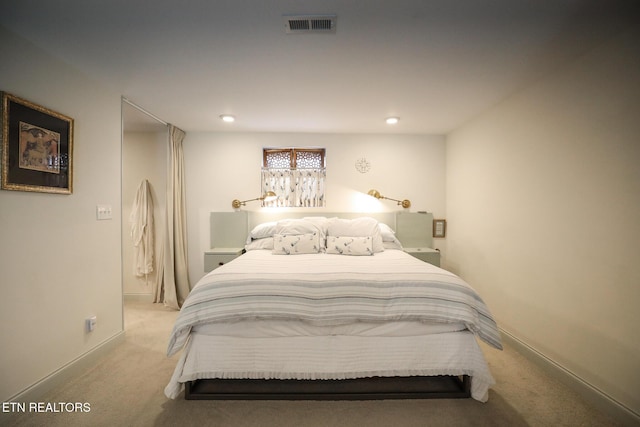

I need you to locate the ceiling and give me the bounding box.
[0,1,635,134]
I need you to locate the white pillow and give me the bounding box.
[273,233,321,255]
[245,237,274,251]
[247,221,278,243]
[303,217,333,249]
[275,219,321,235]
[303,216,332,236]
[247,219,324,247]
[382,239,403,250]
[378,223,396,242]
[327,217,384,253]
[326,236,373,256]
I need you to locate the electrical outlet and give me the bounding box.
[86,316,97,332]
[96,205,112,220]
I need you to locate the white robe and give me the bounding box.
[130,179,154,277]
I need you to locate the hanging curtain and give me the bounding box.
[261,168,325,207]
[155,125,190,309]
[130,179,154,278]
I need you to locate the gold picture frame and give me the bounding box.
[433,219,447,238]
[1,92,73,194]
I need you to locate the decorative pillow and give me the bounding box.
[276,219,325,251]
[273,233,321,255]
[327,217,384,253]
[326,236,373,256]
[245,237,274,251]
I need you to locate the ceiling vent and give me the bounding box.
[284,15,337,34]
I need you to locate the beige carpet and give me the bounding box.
[1,301,622,427]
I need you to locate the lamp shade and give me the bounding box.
[367,189,382,199]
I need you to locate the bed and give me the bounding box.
[165,214,502,402]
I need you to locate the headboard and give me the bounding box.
[210,211,434,249]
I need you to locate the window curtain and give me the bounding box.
[261,168,325,207]
[154,125,190,309]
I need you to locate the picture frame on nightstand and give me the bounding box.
[433,219,446,238]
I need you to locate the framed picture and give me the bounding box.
[1,92,73,194]
[433,219,447,238]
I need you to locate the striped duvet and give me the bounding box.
[167,249,502,356]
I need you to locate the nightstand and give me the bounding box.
[404,247,440,267]
[204,247,243,272]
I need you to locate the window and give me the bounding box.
[261,148,326,207]
[263,148,325,169]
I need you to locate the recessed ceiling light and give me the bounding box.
[220,114,235,123]
[385,117,399,125]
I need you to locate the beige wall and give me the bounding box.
[183,132,446,283]
[122,131,167,298]
[0,27,123,401]
[446,28,640,417]
[3,15,637,422]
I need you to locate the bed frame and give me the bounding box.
[193,211,470,401]
[185,376,471,400]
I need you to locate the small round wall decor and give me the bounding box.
[355,157,371,173]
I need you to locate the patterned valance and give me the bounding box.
[261,168,326,207]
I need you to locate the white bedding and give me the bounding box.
[194,319,467,338]
[165,248,501,402]
[167,250,502,355]
[165,331,495,402]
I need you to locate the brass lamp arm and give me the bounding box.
[381,196,411,209]
[367,189,411,209]
[233,197,259,206]
[232,191,277,209]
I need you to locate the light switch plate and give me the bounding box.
[86,316,97,332]
[96,205,112,220]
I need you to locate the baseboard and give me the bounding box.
[8,331,125,403]
[123,293,154,303]
[500,329,640,426]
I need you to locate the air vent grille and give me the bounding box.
[284,15,336,34]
